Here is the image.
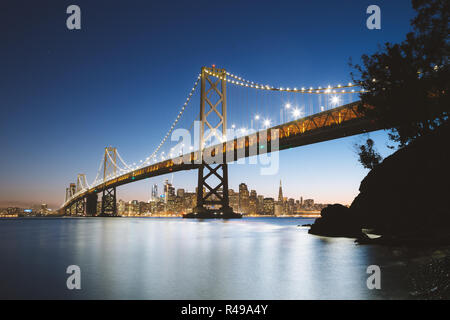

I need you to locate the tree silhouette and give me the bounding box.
[351,0,449,148]
[354,138,382,169]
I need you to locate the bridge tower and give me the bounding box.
[101,147,117,216]
[191,66,240,218]
[76,174,88,193]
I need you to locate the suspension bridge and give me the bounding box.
[60,66,382,218]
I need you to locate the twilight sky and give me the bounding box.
[0,0,416,208]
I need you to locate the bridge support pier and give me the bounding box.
[70,203,76,216]
[86,193,98,216]
[75,197,86,216]
[101,187,117,216]
[189,161,239,218]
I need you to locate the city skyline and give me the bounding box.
[0,178,327,212]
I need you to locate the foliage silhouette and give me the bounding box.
[351,0,449,148]
[354,138,382,169]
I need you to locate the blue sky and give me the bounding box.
[0,0,416,208]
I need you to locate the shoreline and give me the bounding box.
[1,214,321,219]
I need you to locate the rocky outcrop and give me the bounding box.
[350,122,450,236]
[308,204,367,238]
[309,122,450,240]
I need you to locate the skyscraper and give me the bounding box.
[229,189,239,212]
[164,179,175,204]
[278,180,283,203]
[239,183,249,214]
[151,184,158,202]
[177,188,185,198]
[249,190,257,215]
[263,198,275,215]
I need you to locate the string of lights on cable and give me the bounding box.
[204,69,367,94]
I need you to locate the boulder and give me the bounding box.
[308,204,367,238]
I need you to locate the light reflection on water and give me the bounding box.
[0,217,413,299]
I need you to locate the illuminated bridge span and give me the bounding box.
[61,66,381,217]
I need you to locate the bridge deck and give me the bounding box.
[62,101,382,210]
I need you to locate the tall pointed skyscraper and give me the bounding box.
[278,180,283,203]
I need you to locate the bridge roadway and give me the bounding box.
[62,101,382,211]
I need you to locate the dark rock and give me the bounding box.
[305,123,450,240]
[308,204,366,238]
[350,122,450,237]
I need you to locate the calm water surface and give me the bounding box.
[0,217,425,299]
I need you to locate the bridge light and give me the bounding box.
[254,114,260,120]
[263,119,271,127]
[285,103,291,109]
[330,95,341,106]
[231,124,236,129]
[292,108,301,118]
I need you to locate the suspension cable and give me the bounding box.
[137,74,201,168]
[204,69,365,94]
